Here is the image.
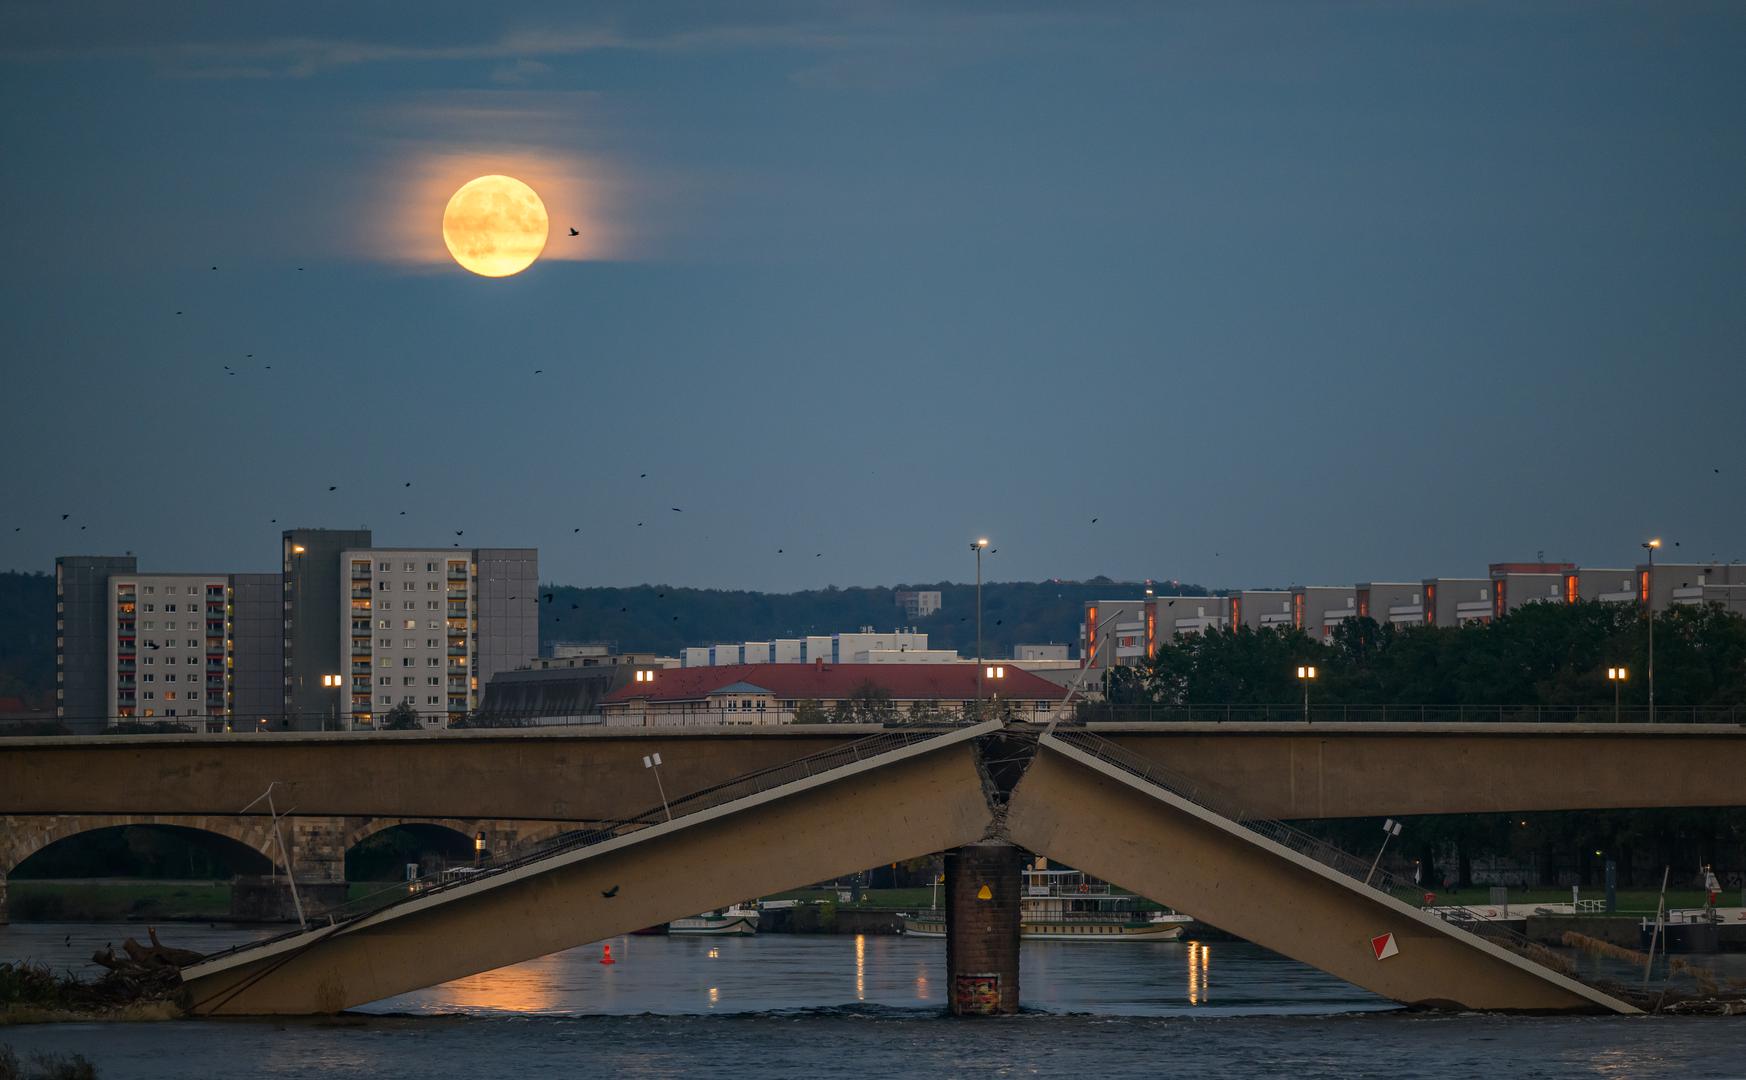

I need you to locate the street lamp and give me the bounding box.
[321,673,343,731]
[1296,665,1317,723]
[473,831,485,868]
[1365,818,1403,886]
[1606,666,1627,724]
[972,539,990,708]
[1642,538,1660,724]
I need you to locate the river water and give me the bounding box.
[5,922,1746,1079]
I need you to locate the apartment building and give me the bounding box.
[338,547,538,728]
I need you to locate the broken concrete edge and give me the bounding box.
[1034,731,1643,1016]
[182,719,1004,983]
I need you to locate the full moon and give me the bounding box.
[441,175,549,277]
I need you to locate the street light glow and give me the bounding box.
[1297,665,1317,680]
[1644,538,1661,549]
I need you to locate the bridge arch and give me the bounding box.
[0,814,280,879]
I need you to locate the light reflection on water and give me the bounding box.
[10,924,1746,1080]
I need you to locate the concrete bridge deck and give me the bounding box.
[4,721,1745,822]
[176,722,1639,1017]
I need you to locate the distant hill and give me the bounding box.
[0,570,54,705]
[536,578,1208,659]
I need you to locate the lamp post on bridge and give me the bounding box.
[1296,665,1317,724]
[1607,666,1627,724]
[1642,538,1660,724]
[321,673,343,731]
[972,538,990,712]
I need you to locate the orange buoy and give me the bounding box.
[600,943,616,965]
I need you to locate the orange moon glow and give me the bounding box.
[441,175,549,277]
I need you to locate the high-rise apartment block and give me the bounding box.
[55,555,137,733]
[337,548,537,728]
[54,528,536,732]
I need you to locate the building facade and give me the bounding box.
[681,630,950,667]
[338,547,538,729]
[54,555,137,733]
[282,528,373,729]
[600,662,1068,727]
[896,590,942,619]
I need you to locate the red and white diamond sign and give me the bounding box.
[1371,932,1399,960]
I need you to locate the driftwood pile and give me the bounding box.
[74,928,199,1009]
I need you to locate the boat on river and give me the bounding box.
[901,865,1189,941]
[668,904,760,936]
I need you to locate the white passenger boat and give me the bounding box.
[902,865,1189,941]
[668,904,760,936]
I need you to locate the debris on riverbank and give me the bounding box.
[1,929,198,1025]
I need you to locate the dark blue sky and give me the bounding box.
[2,1,1742,591]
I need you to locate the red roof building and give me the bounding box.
[600,662,1067,726]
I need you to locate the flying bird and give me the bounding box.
[61,514,69,520]
[455,530,464,537]
[1091,517,1098,524]
[327,485,337,491]
[777,549,783,554]
[569,228,580,237]
[637,522,643,527]
[639,473,646,478]
[399,511,406,515]
[534,369,543,375]
[405,482,412,487]
[542,592,554,603]
[573,527,580,533]
[671,507,683,512]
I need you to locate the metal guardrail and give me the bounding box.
[193,723,975,967]
[1048,729,1609,989]
[1075,703,1746,725]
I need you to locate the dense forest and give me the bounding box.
[1104,600,1746,711]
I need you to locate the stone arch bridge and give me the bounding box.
[0,814,584,923]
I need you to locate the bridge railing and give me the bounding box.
[1047,729,1613,990]
[1072,703,1746,725]
[193,724,973,967]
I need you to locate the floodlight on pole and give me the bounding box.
[972,539,990,708]
[643,752,671,821]
[1643,538,1660,724]
[1365,818,1403,886]
[1296,665,1317,723]
[1607,665,1627,724]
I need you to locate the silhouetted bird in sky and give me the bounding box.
[601,885,620,897]
[327,485,336,491]
[405,481,412,487]
[637,522,643,527]
[61,514,69,520]
[777,549,783,554]
[570,604,578,610]
[542,593,554,603]
[1091,517,1098,524]
[639,473,646,478]
[175,311,182,315]
[569,228,580,237]
[534,369,543,375]
[455,530,464,537]
[210,266,217,271]
[399,511,406,515]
